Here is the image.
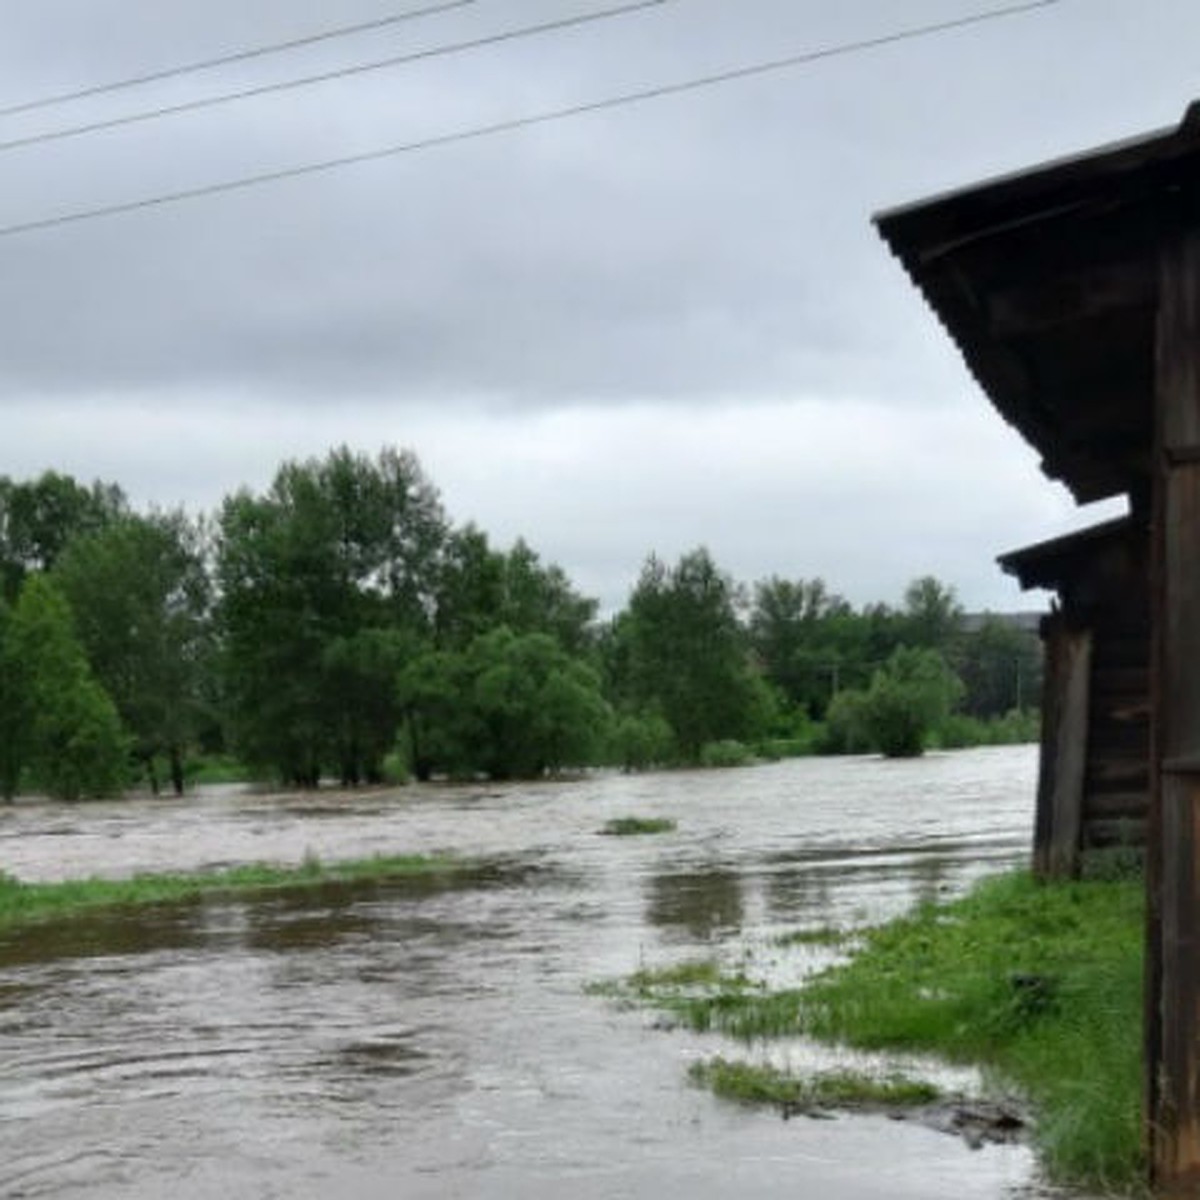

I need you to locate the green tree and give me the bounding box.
[433,528,598,655]
[0,596,29,799]
[322,628,415,785]
[610,708,675,771]
[400,628,611,780]
[615,548,768,760]
[0,471,126,601]
[53,511,212,794]
[749,576,852,717]
[5,575,128,799]
[216,446,447,784]
[860,646,965,758]
[433,524,506,650]
[902,576,964,655]
[957,615,1042,718]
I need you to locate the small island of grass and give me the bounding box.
[599,816,677,837]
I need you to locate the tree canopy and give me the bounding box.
[0,450,1043,795]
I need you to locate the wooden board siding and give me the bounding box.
[1081,611,1150,857]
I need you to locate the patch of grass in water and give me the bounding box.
[0,853,461,930]
[774,925,849,948]
[689,1056,939,1111]
[599,816,676,836]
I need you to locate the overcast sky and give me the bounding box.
[2,0,1195,614]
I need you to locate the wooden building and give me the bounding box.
[874,102,1200,1191]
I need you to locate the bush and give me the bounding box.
[815,689,872,754]
[699,739,755,768]
[611,709,676,772]
[860,647,964,758]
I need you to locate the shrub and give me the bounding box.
[699,739,755,768]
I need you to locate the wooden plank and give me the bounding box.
[1083,816,1147,848]
[987,255,1156,335]
[1034,617,1092,880]
[1085,790,1149,820]
[1149,223,1200,1191]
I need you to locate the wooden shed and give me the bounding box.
[874,102,1200,1190]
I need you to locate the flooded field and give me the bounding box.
[0,746,1058,1198]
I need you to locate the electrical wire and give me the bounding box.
[0,0,1062,239]
[0,0,672,155]
[0,0,480,119]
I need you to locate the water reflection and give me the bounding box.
[645,867,745,940]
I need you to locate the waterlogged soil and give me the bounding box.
[0,747,1082,1199]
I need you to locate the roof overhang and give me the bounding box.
[876,102,1200,504]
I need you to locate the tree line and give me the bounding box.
[0,447,1042,799]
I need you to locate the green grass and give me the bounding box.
[689,1056,940,1111]
[774,925,850,947]
[599,816,677,836]
[595,871,1144,1193]
[801,871,1143,1191]
[0,853,460,930]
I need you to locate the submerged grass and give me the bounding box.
[599,816,676,836]
[689,1056,940,1111]
[0,853,460,930]
[598,871,1144,1193]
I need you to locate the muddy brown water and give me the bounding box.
[0,747,1078,1199]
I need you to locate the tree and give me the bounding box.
[0,596,28,800]
[957,615,1042,718]
[53,511,212,794]
[615,548,768,760]
[0,471,126,601]
[860,646,964,758]
[749,576,851,717]
[321,628,415,785]
[901,576,964,655]
[216,446,447,784]
[433,528,598,655]
[5,575,128,799]
[399,628,610,780]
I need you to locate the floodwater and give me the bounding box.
[0,746,1072,1199]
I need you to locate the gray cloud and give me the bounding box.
[0,0,1194,608]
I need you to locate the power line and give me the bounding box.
[0,0,672,155]
[0,0,1061,239]
[0,0,481,119]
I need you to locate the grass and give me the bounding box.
[596,871,1144,1193]
[0,853,460,930]
[599,816,677,836]
[774,925,850,947]
[689,1057,940,1112]
[801,871,1143,1191]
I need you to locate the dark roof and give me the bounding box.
[875,102,1200,504]
[997,516,1131,591]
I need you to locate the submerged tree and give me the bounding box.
[400,627,610,780]
[53,511,212,794]
[859,646,964,758]
[216,446,448,784]
[5,575,128,799]
[613,548,772,760]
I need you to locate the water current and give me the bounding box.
[0,746,1071,1199]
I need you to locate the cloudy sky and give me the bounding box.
[2,0,1195,613]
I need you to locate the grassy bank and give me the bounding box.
[0,853,460,930]
[602,871,1144,1193]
